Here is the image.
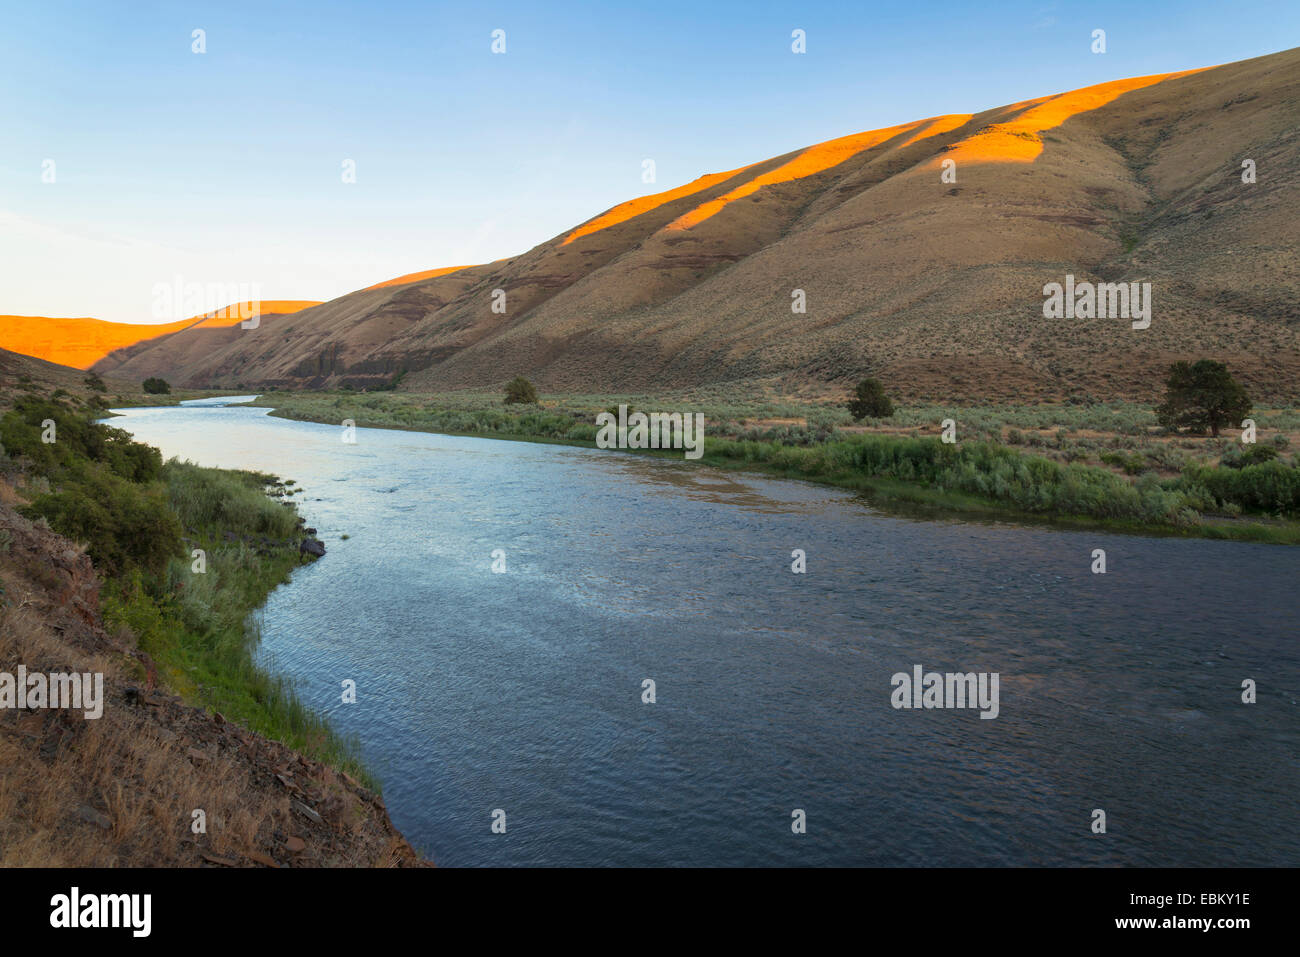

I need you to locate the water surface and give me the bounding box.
[110,403,1300,866]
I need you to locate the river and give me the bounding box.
[107,399,1300,866]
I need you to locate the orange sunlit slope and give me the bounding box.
[187,300,323,329]
[365,266,472,291]
[665,120,928,231]
[0,315,198,370]
[0,301,323,369]
[562,165,757,245]
[899,113,974,148]
[563,70,1207,244]
[936,69,1207,165]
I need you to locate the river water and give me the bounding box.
[107,399,1300,867]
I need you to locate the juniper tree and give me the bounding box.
[1155,360,1250,437]
[847,378,894,420]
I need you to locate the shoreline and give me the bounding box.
[0,392,429,865]
[252,399,1300,546]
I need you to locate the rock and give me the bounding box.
[285,836,306,853]
[303,528,317,536]
[292,800,324,825]
[76,804,112,829]
[299,538,326,558]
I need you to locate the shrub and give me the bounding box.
[847,379,894,420]
[1179,461,1300,513]
[1221,444,1279,469]
[142,377,171,395]
[504,376,538,405]
[26,475,181,577]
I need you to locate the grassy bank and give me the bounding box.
[252,388,1300,544]
[0,393,371,782]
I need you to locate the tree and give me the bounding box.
[847,378,894,420]
[83,373,106,391]
[142,377,171,395]
[1155,360,1250,437]
[504,376,538,405]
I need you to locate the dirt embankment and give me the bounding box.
[0,498,428,867]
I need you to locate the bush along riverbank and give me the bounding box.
[252,389,1300,544]
[695,434,1300,542]
[0,393,424,865]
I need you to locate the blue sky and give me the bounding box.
[1,0,1295,322]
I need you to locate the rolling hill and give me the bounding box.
[2,302,322,372]
[54,47,1300,400]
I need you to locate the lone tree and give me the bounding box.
[142,377,171,395]
[1155,359,1251,437]
[847,378,894,420]
[504,376,538,405]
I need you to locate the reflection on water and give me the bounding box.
[108,404,1300,867]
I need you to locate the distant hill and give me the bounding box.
[89,302,322,380]
[51,47,1300,400]
[0,346,103,411]
[1,315,197,371]
[1,302,322,372]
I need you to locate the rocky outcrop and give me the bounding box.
[299,538,326,558]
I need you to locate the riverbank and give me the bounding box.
[250,389,1300,545]
[0,391,427,865]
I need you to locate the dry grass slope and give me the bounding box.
[92,47,1300,403]
[0,495,427,867]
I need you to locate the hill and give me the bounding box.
[78,47,1300,402]
[2,302,321,372]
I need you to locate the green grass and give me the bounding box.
[691,437,1300,544]
[1,395,375,785]
[104,463,374,785]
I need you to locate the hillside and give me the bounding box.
[86,47,1300,401]
[1,315,196,371]
[0,392,428,866]
[0,494,425,866]
[2,301,321,372]
[0,347,106,410]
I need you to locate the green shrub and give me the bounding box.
[1221,444,1279,469]
[26,476,181,577]
[142,377,171,395]
[1179,461,1300,513]
[847,378,894,420]
[504,376,538,405]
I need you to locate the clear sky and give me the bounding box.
[1,0,1295,322]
